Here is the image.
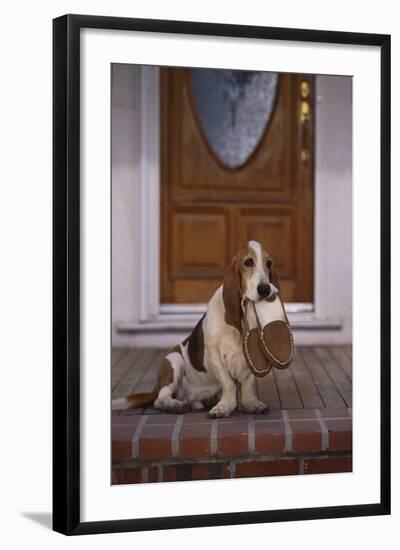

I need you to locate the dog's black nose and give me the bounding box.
[257,283,271,298]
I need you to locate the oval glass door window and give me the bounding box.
[189,69,278,169]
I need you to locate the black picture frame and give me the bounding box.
[53,14,391,535]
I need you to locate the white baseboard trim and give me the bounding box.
[116,315,341,333]
[112,329,349,349]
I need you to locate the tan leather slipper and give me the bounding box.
[242,294,294,376]
[242,299,273,377]
[253,294,294,369]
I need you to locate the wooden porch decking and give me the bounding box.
[112,345,352,411]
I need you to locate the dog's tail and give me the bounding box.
[112,391,157,411]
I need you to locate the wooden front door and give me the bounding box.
[160,68,314,304]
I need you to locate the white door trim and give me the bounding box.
[138,66,161,321]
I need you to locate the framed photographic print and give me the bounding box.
[53,14,391,535]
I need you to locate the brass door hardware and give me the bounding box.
[300,80,312,163]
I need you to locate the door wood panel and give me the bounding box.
[161,68,314,304]
[236,207,296,301]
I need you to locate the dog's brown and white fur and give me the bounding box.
[112,241,280,418]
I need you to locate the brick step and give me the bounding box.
[112,408,352,484]
[113,408,352,462]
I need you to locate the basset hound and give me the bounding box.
[112,240,280,418]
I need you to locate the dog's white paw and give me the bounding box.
[208,400,236,418]
[241,398,269,414]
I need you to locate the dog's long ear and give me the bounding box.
[222,257,243,334]
[269,262,281,293]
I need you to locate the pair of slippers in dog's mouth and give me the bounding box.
[242,293,294,377]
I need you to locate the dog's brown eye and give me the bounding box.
[266,259,272,268]
[244,258,254,267]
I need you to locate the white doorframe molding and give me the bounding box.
[138,66,161,321]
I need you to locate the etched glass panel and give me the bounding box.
[189,69,278,168]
